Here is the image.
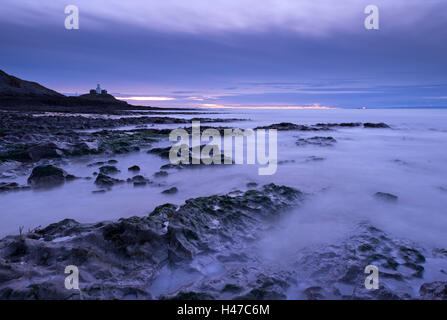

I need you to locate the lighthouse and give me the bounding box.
[96,83,101,94]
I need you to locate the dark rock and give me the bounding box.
[94,173,124,188]
[222,284,243,293]
[128,165,140,172]
[375,192,398,202]
[27,165,69,188]
[126,175,150,187]
[235,288,286,300]
[303,286,325,300]
[316,122,362,128]
[278,160,296,165]
[364,123,390,128]
[162,187,178,194]
[151,144,233,167]
[87,161,105,167]
[246,182,258,188]
[0,184,305,299]
[98,165,120,175]
[296,136,337,147]
[27,142,63,161]
[419,282,447,299]
[107,159,118,164]
[147,146,172,159]
[167,291,215,300]
[256,122,326,131]
[65,174,77,181]
[306,156,325,162]
[154,170,168,177]
[0,182,30,193]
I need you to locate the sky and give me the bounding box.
[0,0,446,108]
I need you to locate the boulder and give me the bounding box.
[98,165,120,175]
[126,175,150,187]
[162,187,178,194]
[128,165,140,172]
[27,143,63,161]
[94,173,124,188]
[154,170,168,177]
[375,192,398,202]
[364,123,390,128]
[27,165,69,187]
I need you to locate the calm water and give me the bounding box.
[1,108,447,254]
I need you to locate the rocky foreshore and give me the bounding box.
[0,183,445,300]
[0,184,302,299]
[0,112,247,164]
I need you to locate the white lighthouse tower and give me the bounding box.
[96,83,101,94]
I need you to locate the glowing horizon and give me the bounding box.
[198,104,337,110]
[116,96,176,101]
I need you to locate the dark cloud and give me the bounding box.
[0,0,446,108]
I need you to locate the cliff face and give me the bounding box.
[0,70,128,110]
[0,70,63,97]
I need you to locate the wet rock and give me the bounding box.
[94,173,124,188]
[296,136,337,147]
[98,165,120,175]
[364,122,390,128]
[154,170,168,177]
[92,189,106,194]
[162,187,178,194]
[27,165,70,188]
[278,160,296,165]
[152,144,233,168]
[316,122,362,128]
[87,161,105,167]
[127,175,150,187]
[0,184,303,300]
[419,282,447,299]
[69,141,99,156]
[375,192,398,202]
[128,165,140,172]
[294,223,431,300]
[166,291,215,300]
[27,142,63,161]
[256,122,326,131]
[107,159,118,164]
[306,156,325,162]
[147,146,172,159]
[0,182,30,193]
[303,286,325,300]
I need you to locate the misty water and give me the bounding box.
[1,108,447,255]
